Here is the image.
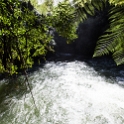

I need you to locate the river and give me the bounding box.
[0,58,124,124]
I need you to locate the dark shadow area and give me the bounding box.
[53,3,110,58]
[87,58,124,86]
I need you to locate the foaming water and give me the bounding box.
[1,61,124,124]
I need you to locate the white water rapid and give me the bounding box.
[0,60,124,124]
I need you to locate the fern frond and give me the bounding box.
[109,0,124,6]
[94,5,124,65]
[73,0,107,21]
[113,49,124,65]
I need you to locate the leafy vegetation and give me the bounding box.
[93,0,124,65]
[0,0,124,76]
[0,0,52,75]
[37,0,124,65]
[0,0,79,75]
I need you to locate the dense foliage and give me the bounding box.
[37,0,124,65]
[0,0,124,75]
[93,0,124,65]
[0,0,79,75]
[0,0,52,75]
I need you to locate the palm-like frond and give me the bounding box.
[73,0,107,21]
[109,0,124,6]
[30,0,124,65]
[93,5,124,65]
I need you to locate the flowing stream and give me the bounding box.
[1,58,124,124]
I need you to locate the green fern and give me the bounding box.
[109,0,124,6]
[93,3,124,65]
[29,0,124,66]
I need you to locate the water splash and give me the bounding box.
[0,61,124,124]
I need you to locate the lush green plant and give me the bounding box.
[0,0,81,75]
[42,0,124,66]
[31,0,106,42]
[1,0,124,76]
[93,0,124,65]
[0,0,54,75]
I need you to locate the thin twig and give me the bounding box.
[24,70,38,111]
